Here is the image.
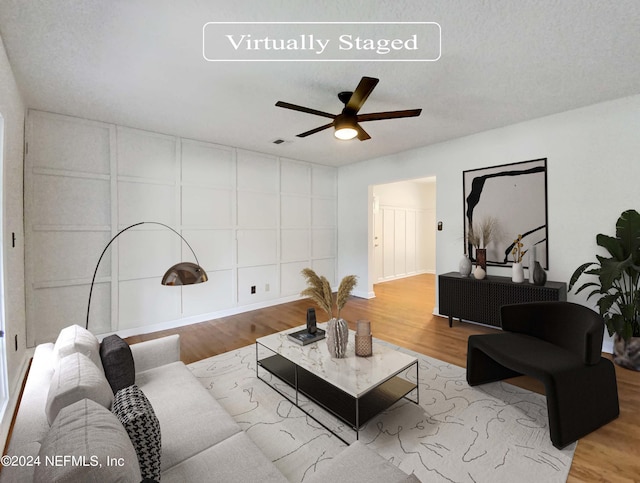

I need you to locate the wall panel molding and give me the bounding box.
[24,109,337,344]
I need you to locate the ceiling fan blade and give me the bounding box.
[275,101,336,120]
[357,109,422,122]
[296,122,335,138]
[355,124,371,141]
[345,77,379,113]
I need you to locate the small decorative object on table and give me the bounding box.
[533,261,547,286]
[528,245,537,283]
[475,248,487,271]
[300,268,358,359]
[355,320,372,357]
[473,265,486,280]
[466,216,498,274]
[326,318,349,358]
[287,327,326,346]
[459,254,472,277]
[511,234,527,283]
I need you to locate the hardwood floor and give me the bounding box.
[126,274,640,482]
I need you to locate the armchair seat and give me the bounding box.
[467,302,619,449]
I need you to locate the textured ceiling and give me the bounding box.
[1,1,639,167]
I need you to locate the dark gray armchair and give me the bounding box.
[466,301,619,449]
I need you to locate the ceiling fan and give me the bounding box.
[275,76,422,141]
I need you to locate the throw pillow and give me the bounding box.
[100,334,136,394]
[112,384,162,483]
[45,352,113,425]
[53,324,104,373]
[35,398,142,482]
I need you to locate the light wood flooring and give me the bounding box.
[126,274,640,482]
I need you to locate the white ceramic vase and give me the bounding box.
[473,265,486,280]
[512,262,524,283]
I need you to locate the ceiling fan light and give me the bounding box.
[334,126,358,140]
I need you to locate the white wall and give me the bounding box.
[0,34,27,449]
[372,179,436,282]
[338,94,640,351]
[24,110,337,344]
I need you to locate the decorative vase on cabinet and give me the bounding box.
[459,255,472,277]
[473,265,486,280]
[528,246,537,283]
[512,262,524,283]
[533,261,547,286]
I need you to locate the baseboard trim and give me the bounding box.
[100,294,307,340]
[353,289,375,299]
[374,270,432,285]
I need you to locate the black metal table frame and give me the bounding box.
[255,340,419,445]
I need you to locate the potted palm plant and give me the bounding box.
[569,209,640,370]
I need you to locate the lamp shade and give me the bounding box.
[86,221,209,330]
[161,262,208,286]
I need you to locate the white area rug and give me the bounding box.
[188,341,575,482]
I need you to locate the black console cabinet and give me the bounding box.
[438,272,567,328]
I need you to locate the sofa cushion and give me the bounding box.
[135,361,242,470]
[46,352,113,425]
[35,399,141,483]
[162,431,288,483]
[305,441,420,483]
[53,324,104,372]
[100,334,136,393]
[113,384,161,483]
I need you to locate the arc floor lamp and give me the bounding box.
[86,221,208,330]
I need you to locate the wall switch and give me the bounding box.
[265,283,270,292]
[251,285,256,294]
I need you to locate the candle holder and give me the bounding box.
[355,320,372,357]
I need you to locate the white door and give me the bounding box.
[373,207,383,282]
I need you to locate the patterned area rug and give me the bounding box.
[188,340,575,482]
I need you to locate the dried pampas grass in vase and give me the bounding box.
[300,269,358,358]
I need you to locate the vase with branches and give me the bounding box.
[511,234,527,283]
[300,268,358,358]
[467,216,499,278]
[467,216,499,251]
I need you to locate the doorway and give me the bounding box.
[371,177,436,283]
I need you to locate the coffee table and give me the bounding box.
[255,324,419,443]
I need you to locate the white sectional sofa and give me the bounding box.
[1,326,418,482]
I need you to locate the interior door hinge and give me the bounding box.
[0,330,4,338]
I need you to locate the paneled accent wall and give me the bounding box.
[24,110,337,346]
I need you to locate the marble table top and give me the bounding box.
[256,323,417,398]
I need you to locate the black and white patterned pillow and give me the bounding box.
[113,385,161,483]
